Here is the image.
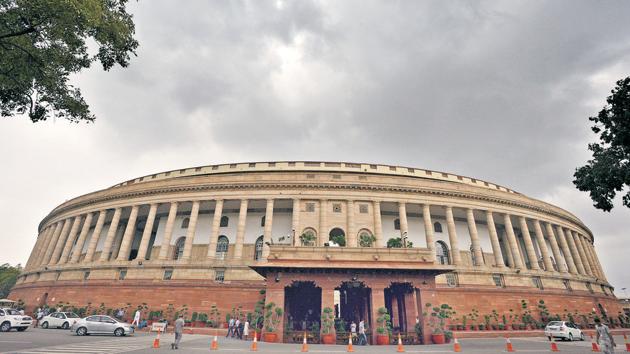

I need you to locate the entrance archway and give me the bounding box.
[329,228,346,246]
[385,282,416,335]
[284,281,322,343]
[334,280,372,343]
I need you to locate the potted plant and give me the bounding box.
[225,314,230,328]
[197,313,208,327]
[359,232,376,247]
[320,307,336,344]
[375,307,391,345]
[423,303,455,344]
[263,302,283,342]
[190,312,198,327]
[300,231,317,246]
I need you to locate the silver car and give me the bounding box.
[71,315,134,337]
[545,321,585,341]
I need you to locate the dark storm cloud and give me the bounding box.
[1,0,629,292]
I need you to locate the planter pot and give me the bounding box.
[431,333,445,344]
[224,323,229,329]
[254,332,262,341]
[263,332,278,343]
[376,334,390,345]
[321,333,336,344]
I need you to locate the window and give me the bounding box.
[215,269,225,282]
[260,216,265,227]
[586,282,594,293]
[220,216,229,227]
[254,236,264,260]
[446,273,459,287]
[83,271,90,280]
[394,218,401,230]
[532,276,544,290]
[174,237,185,260]
[306,203,315,212]
[562,279,572,292]
[333,203,342,213]
[181,217,189,229]
[118,269,127,280]
[359,204,368,214]
[436,241,450,265]
[434,222,443,233]
[216,236,229,259]
[492,274,505,288]
[163,269,173,280]
[358,230,375,247]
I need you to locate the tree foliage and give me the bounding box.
[574,77,630,211]
[0,263,21,298]
[0,0,138,122]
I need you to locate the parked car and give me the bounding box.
[0,308,33,332]
[545,321,585,341]
[40,312,80,329]
[71,315,134,336]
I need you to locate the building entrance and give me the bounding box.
[284,281,321,342]
[385,282,416,334]
[334,280,372,337]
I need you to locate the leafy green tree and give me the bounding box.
[574,77,630,211]
[0,263,21,298]
[0,0,139,123]
[386,237,413,248]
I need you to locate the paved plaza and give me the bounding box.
[1,328,626,354]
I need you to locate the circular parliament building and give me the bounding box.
[12,161,620,343]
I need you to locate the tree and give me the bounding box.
[0,0,139,123]
[0,263,21,298]
[386,237,413,248]
[574,77,630,211]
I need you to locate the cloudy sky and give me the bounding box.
[1,0,629,295]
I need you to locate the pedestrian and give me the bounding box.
[358,320,367,345]
[132,309,141,327]
[595,317,616,354]
[234,318,241,338]
[243,320,250,340]
[171,315,185,350]
[226,317,235,337]
[350,321,357,343]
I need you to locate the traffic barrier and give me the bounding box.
[550,336,559,352]
[251,333,258,351]
[301,332,308,352]
[453,336,461,352]
[152,328,160,348]
[347,335,354,352]
[591,335,600,352]
[624,333,630,352]
[396,333,405,353]
[211,334,218,350]
[505,337,515,352]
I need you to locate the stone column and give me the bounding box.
[518,216,540,270]
[555,226,578,274]
[58,215,83,264]
[466,208,484,266]
[485,210,505,268]
[206,200,224,259]
[116,205,140,261]
[50,218,72,265]
[503,214,524,269]
[70,212,94,264]
[99,207,122,262]
[180,201,200,261]
[445,206,462,265]
[564,228,586,275]
[28,227,50,269]
[398,202,409,246]
[262,199,274,258]
[84,210,107,263]
[157,202,179,260]
[584,241,601,279]
[545,223,567,273]
[136,203,158,261]
[578,235,597,277]
[32,225,54,268]
[233,199,248,259]
[572,232,592,276]
[587,242,606,280]
[373,201,383,248]
[319,199,328,246]
[370,288,386,344]
[532,220,554,272]
[347,200,357,247]
[422,204,435,260]
[40,222,62,266]
[291,198,300,246]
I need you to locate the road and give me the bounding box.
[0,327,626,353]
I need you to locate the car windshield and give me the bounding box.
[66,313,79,318]
[548,321,562,326]
[5,309,21,315]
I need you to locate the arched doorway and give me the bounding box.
[436,241,450,265]
[284,281,322,342]
[385,282,416,337]
[216,235,229,260]
[173,237,185,260]
[329,228,346,247]
[334,280,372,343]
[254,236,264,260]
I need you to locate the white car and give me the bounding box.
[71,315,134,337]
[0,308,33,332]
[40,312,80,329]
[545,321,585,341]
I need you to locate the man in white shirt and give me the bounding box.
[132,309,141,327]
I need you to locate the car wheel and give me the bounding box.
[76,327,87,336]
[568,333,573,341]
[41,321,49,329]
[114,328,124,337]
[0,321,11,332]
[61,322,69,329]
[580,333,585,341]
[17,327,27,332]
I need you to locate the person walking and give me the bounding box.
[243,320,250,341]
[358,319,368,345]
[171,315,185,350]
[234,318,241,339]
[595,317,616,354]
[226,317,235,337]
[350,321,357,343]
[132,309,141,327]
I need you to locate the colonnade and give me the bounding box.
[24,198,606,282]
